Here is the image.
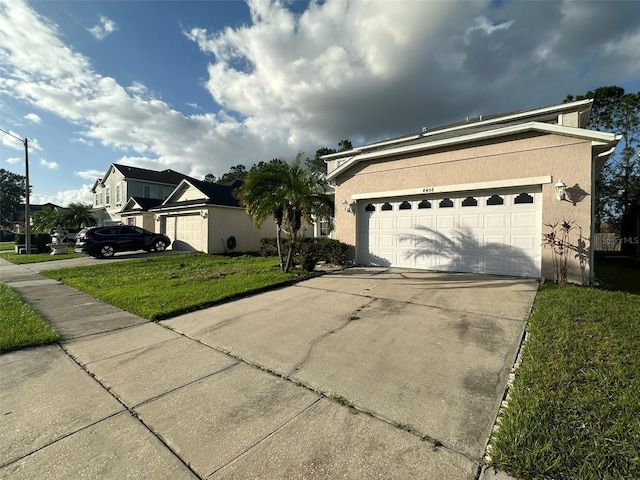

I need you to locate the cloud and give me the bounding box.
[24,112,41,124]
[31,184,94,207]
[76,169,104,180]
[5,157,21,164]
[1,0,639,190]
[88,16,118,40]
[40,159,58,169]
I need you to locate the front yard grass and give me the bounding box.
[595,251,640,294]
[489,284,640,479]
[3,250,84,264]
[0,283,60,352]
[41,253,311,320]
[0,242,14,251]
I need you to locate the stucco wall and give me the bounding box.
[332,132,594,283]
[206,207,278,254]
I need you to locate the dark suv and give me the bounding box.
[75,226,171,258]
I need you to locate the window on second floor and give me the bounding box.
[105,187,111,205]
[143,185,158,199]
[116,184,121,204]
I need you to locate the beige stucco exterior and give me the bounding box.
[330,131,609,284]
[152,181,278,254]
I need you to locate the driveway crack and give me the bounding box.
[286,299,375,377]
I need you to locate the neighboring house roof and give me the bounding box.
[150,178,243,211]
[14,203,65,222]
[324,99,621,181]
[119,197,164,214]
[92,163,193,191]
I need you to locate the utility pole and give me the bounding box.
[24,138,31,254]
[0,128,31,253]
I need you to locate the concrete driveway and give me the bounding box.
[161,268,538,474]
[1,264,537,479]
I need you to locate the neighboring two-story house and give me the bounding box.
[91,164,192,225]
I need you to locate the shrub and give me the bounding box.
[14,233,52,253]
[260,237,351,271]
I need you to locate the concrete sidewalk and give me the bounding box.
[1,258,529,479]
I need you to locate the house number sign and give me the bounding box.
[422,187,435,193]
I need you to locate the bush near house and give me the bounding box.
[259,237,351,271]
[14,233,52,253]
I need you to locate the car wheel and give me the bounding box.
[153,239,167,252]
[99,244,116,258]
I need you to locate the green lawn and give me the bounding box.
[489,284,640,479]
[0,283,60,352]
[0,242,14,251]
[41,253,311,320]
[594,252,640,294]
[2,249,85,264]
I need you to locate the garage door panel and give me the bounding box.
[458,233,482,251]
[485,213,508,229]
[437,215,456,229]
[379,217,394,230]
[511,212,537,229]
[397,217,412,229]
[459,214,482,229]
[415,216,434,229]
[484,255,507,273]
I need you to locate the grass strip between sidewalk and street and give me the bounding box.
[0,283,60,352]
[489,284,640,479]
[40,252,311,321]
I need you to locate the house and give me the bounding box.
[11,202,65,233]
[324,99,620,284]
[147,178,277,254]
[119,197,164,231]
[92,164,192,225]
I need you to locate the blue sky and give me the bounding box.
[1,0,639,206]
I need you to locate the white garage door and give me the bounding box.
[166,214,204,252]
[357,189,541,277]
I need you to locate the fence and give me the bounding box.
[593,233,621,252]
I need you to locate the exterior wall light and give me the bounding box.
[554,179,567,201]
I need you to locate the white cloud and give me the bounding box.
[1,0,639,194]
[76,169,104,180]
[31,184,94,207]
[24,112,41,123]
[5,156,21,164]
[39,158,58,169]
[88,16,117,41]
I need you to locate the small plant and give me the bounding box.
[393,422,413,432]
[542,220,577,284]
[330,394,353,407]
[347,314,360,321]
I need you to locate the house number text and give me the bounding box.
[422,187,435,193]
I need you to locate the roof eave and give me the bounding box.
[326,121,618,181]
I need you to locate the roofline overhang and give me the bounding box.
[322,98,594,163]
[326,121,619,182]
[150,203,244,213]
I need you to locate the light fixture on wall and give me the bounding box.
[554,179,567,201]
[200,210,208,219]
[342,198,354,214]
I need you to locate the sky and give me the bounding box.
[1,0,639,207]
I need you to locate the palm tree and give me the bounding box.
[63,203,96,230]
[236,159,289,269]
[236,154,334,272]
[32,206,63,233]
